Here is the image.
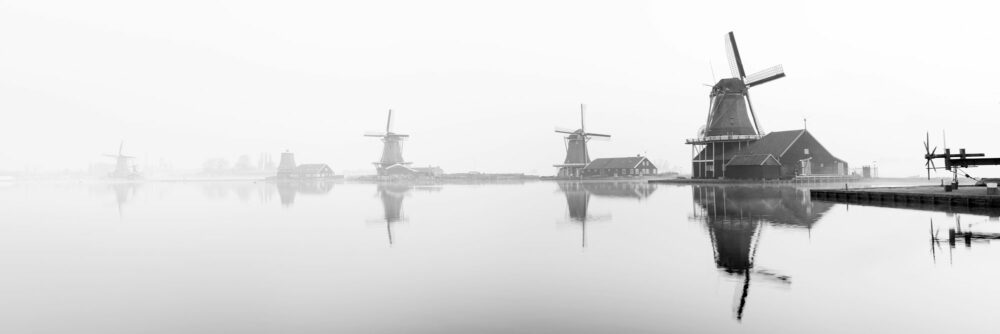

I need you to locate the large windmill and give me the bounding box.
[687,31,786,179]
[104,140,140,179]
[364,109,411,175]
[554,104,610,178]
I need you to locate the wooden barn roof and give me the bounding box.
[294,164,332,173]
[584,156,652,170]
[737,129,806,157]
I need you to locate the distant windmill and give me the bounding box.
[104,140,140,179]
[364,109,411,175]
[554,104,610,178]
[703,31,786,137]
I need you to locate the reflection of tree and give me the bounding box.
[691,185,829,321]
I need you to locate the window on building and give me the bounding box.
[804,148,810,155]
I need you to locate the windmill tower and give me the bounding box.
[686,31,786,179]
[365,109,411,175]
[104,140,140,179]
[554,104,610,178]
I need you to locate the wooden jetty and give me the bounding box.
[650,175,862,185]
[811,186,1000,216]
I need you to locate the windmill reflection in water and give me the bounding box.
[558,182,657,247]
[691,185,833,321]
[370,184,441,246]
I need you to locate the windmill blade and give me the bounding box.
[388,133,410,138]
[924,132,930,154]
[118,140,124,156]
[589,135,610,142]
[580,104,587,133]
[103,154,120,158]
[725,31,746,79]
[364,131,387,137]
[585,132,611,138]
[745,65,785,87]
[385,109,394,133]
[555,127,576,134]
[744,93,763,135]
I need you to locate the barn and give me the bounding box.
[725,129,847,179]
[292,164,335,179]
[581,156,657,178]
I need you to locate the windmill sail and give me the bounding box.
[746,65,786,87]
[725,32,746,79]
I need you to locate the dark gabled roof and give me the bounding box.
[736,129,806,157]
[583,156,652,170]
[726,154,780,166]
[294,164,332,173]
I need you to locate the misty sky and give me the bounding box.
[1,0,998,177]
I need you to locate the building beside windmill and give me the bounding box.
[686,31,847,180]
[581,156,657,178]
[274,150,335,180]
[724,130,847,179]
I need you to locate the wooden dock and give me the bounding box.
[810,186,1000,216]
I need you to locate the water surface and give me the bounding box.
[0,181,998,333]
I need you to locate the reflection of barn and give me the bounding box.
[691,185,832,320]
[564,181,658,199]
[275,181,335,206]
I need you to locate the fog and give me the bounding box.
[1,0,998,177]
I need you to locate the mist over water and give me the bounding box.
[1,181,998,333]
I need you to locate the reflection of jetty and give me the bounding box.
[811,186,1000,215]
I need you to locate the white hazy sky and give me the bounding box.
[1,0,999,177]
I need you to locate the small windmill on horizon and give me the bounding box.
[104,140,141,179]
[554,104,610,178]
[364,109,411,175]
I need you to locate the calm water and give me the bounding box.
[1,180,999,333]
